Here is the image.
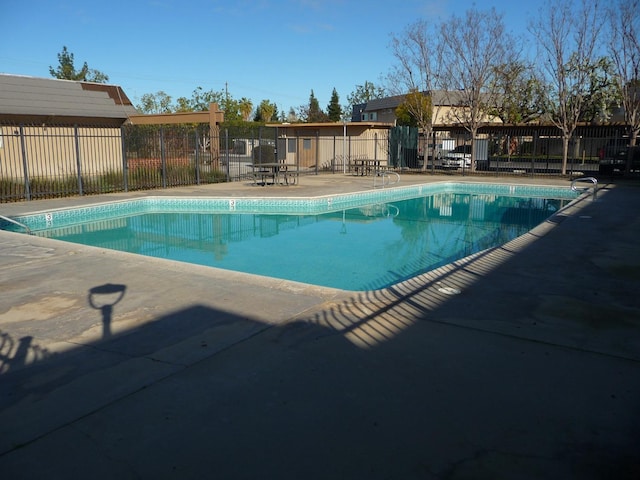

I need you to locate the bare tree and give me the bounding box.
[530,0,604,175]
[438,7,514,170]
[388,19,443,170]
[608,0,640,171]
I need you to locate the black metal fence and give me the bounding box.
[0,122,637,203]
[425,124,639,178]
[0,123,224,202]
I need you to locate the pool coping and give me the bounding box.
[4,180,577,232]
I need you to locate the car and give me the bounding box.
[598,142,640,174]
[441,145,472,168]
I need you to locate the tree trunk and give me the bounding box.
[561,135,569,176]
[421,125,432,172]
[471,127,478,172]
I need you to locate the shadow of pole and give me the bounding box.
[88,284,127,339]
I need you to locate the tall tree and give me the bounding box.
[327,88,343,121]
[174,96,191,112]
[579,57,619,123]
[607,0,640,168]
[137,91,173,114]
[221,97,242,123]
[286,107,299,122]
[439,7,514,170]
[49,46,109,83]
[306,90,328,122]
[396,90,432,128]
[388,19,442,170]
[254,100,276,122]
[395,101,417,127]
[346,81,385,111]
[489,61,546,124]
[189,87,225,112]
[530,0,605,174]
[239,98,254,121]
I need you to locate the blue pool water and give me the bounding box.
[4,183,576,291]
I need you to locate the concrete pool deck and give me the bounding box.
[1,173,639,479]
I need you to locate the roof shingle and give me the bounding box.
[0,74,138,125]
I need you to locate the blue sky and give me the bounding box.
[1,0,543,114]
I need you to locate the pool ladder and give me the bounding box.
[0,214,32,234]
[373,170,400,189]
[571,176,598,201]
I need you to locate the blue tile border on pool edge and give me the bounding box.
[3,182,577,233]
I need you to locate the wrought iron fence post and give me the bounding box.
[374,133,378,161]
[431,130,436,173]
[160,126,167,189]
[194,129,201,185]
[332,134,336,173]
[531,131,538,176]
[18,125,31,201]
[224,128,229,182]
[315,130,320,174]
[74,124,84,195]
[121,126,128,192]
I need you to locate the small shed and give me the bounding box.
[267,121,393,170]
[0,73,137,126]
[0,74,138,192]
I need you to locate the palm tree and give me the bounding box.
[239,98,253,121]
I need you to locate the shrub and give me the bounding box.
[252,145,275,164]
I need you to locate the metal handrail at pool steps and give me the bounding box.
[0,214,31,234]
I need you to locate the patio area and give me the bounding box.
[1,174,639,479]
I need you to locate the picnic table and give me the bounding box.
[352,159,384,176]
[249,163,299,186]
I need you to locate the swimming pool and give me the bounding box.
[2,183,577,291]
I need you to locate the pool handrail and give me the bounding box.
[374,170,400,189]
[571,176,598,201]
[0,214,32,235]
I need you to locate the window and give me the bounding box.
[303,138,312,150]
[287,138,296,153]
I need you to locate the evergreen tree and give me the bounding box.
[238,98,254,121]
[327,88,343,121]
[254,100,277,122]
[287,107,298,122]
[49,46,109,83]
[346,81,385,107]
[307,90,328,122]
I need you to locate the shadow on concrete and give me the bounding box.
[88,283,127,340]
